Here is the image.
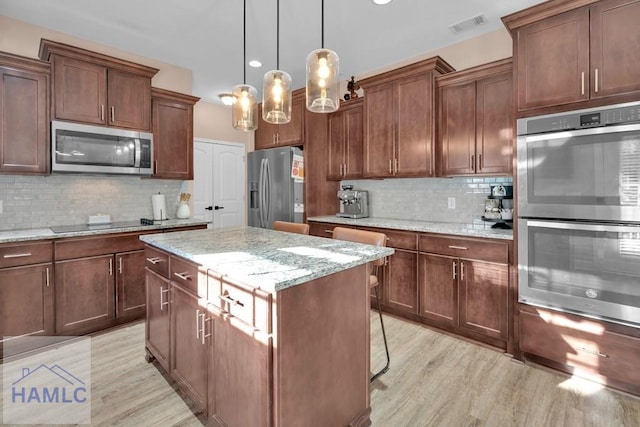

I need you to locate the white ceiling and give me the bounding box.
[0,0,545,105]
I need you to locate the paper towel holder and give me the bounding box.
[152,193,169,221]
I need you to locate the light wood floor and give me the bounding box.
[4,313,639,426]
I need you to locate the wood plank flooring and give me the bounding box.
[2,313,639,426]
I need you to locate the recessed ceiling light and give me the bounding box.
[373,0,393,4]
[249,60,262,68]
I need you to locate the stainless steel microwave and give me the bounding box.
[51,120,153,175]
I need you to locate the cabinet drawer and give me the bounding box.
[0,241,53,268]
[419,234,508,264]
[145,246,169,278]
[308,222,343,238]
[361,227,417,250]
[520,308,640,387]
[170,256,205,297]
[208,273,271,333]
[55,232,151,260]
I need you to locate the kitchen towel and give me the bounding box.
[152,193,168,220]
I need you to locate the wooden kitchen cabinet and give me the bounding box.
[383,248,418,314]
[360,57,455,178]
[152,88,199,180]
[255,90,305,150]
[438,59,513,176]
[520,304,640,395]
[0,241,54,356]
[39,39,158,130]
[327,98,363,180]
[170,283,208,413]
[55,254,115,335]
[0,52,50,175]
[504,0,640,113]
[418,234,509,347]
[145,268,171,372]
[116,250,147,320]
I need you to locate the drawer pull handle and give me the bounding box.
[174,272,192,281]
[219,294,245,307]
[452,261,457,280]
[460,261,465,280]
[578,346,609,358]
[3,253,32,258]
[200,312,211,345]
[45,267,50,287]
[146,257,163,264]
[324,230,334,234]
[448,245,468,250]
[196,309,201,339]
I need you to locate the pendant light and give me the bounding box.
[306,0,340,113]
[232,0,258,131]
[262,0,292,124]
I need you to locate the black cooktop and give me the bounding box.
[49,220,153,234]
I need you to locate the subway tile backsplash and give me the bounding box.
[0,175,185,231]
[341,176,513,230]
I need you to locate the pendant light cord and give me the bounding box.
[321,0,325,48]
[276,0,280,69]
[243,0,247,84]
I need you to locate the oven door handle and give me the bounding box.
[523,123,640,142]
[526,220,640,233]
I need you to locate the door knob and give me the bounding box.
[205,206,213,211]
[214,206,224,210]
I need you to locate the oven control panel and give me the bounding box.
[518,101,640,134]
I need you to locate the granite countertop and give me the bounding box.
[0,219,210,244]
[307,216,513,240]
[140,226,394,293]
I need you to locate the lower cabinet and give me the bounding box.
[383,248,418,314]
[418,253,457,327]
[145,268,170,372]
[116,250,147,320]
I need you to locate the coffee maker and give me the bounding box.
[337,185,369,218]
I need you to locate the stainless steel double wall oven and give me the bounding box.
[517,101,640,328]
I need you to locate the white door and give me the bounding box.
[193,139,246,229]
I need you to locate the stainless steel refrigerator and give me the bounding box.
[248,146,304,228]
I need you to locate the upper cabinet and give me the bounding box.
[327,98,363,180]
[152,88,200,180]
[255,89,305,150]
[0,52,50,175]
[39,39,158,131]
[503,0,640,114]
[437,59,513,176]
[360,57,455,178]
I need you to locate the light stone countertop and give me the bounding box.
[307,216,513,240]
[140,226,394,293]
[0,219,210,244]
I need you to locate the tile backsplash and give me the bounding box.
[341,176,513,230]
[0,175,186,231]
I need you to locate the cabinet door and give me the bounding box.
[363,82,395,177]
[107,69,151,131]
[458,260,508,341]
[276,95,304,146]
[0,263,54,346]
[476,73,513,175]
[145,268,170,372]
[116,250,146,321]
[55,255,115,335]
[418,253,457,328]
[395,73,434,177]
[327,110,346,180]
[383,249,418,314]
[515,8,590,110]
[344,104,363,179]
[255,104,278,150]
[52,56,107,125]
[0,64,49,174]
[590,0,640,99]
[209,311,271,427]
[153,96,193,179]
[440,82,476,176]
[170,284,208,413]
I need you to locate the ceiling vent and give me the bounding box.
[448,14,488,34]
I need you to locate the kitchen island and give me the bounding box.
[140,226,393,427]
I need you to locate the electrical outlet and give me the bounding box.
[448,197,456,209]
[0,200,3,214]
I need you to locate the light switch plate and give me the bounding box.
[448,197,455,209]
[0,200,3,213]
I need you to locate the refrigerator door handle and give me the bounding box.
[259,158,266,228]
[264,158,272,227]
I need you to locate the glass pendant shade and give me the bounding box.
[262,70,292,124]
[306,48,340,113]
[232,84,258,131]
